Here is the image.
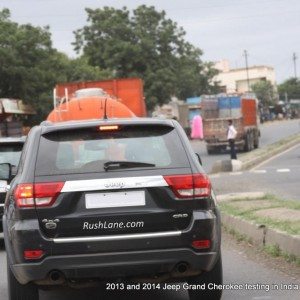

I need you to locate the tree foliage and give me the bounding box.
[251,80,278,107]
[73,5,219,109]
[277,78,300,100]
[0,9,111,123]
[0,6,218,123]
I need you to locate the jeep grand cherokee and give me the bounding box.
[2,118,222,300]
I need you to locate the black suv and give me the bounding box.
[0,136,26,233]
[2,118,222,300]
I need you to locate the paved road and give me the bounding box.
[210,143,300,201]
[0,232,299,300]
[191,119,300,173]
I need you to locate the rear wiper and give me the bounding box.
[104,161,155,171]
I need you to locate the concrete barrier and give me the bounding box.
[265,228,300,257]
[222,214,265,245]
[211,159,243,173]
[222,213,300,258]
[217,192,267,202]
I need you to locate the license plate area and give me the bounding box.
[85,191,145,209]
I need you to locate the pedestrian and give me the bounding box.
[227,120,237,160]
[191,115,203,140]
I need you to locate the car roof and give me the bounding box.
[0,136,26,143]
[40,118,176,134]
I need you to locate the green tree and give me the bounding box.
[73,5,218,109]
[64,56,112,82]
[0,9,111,123]
[0,9,61,121]
[277,78,300,100]
[251,80,278,107]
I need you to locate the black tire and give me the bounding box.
[254,133,259,149]
[206,145,215,155]
[7,260,39,300]
[244,132,250,152]
[249,132,254,151]
[188,254,223,300]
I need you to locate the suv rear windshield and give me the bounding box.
[35,125,190,176]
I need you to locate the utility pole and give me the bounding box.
[293,52,297,78]
[243,50,250,91]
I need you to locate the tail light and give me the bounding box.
[14,182,64,208]
[163,174,211,198]
[24,249,44,260]
[192,240,211,249]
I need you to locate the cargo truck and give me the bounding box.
[202,94,260,154]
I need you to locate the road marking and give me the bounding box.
[250,169,267,174]
[209,174,220,179]
[277,168,290,173]
[250,143,300,170]
[229,172,243,176]
[252,297,271,300]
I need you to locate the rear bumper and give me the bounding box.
[12,248,219,284]
[5,208,221,284]
[206,140,244,147]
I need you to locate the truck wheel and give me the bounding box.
[254,134,259,148]
[188,254,223,300]
[7,260,39,300]
[244,132,250,152]
[249,132,254,151]
[206,145,215,155]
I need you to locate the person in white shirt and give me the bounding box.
[227,120,237,159]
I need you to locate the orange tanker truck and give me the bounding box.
[47,78,146,122]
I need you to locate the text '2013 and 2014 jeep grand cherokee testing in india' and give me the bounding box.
[1,118,222,300]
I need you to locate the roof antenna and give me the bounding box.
[103,98,108,120]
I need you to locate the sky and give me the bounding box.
[1,0,300,83]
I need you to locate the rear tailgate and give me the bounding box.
[33,124,197,242]
[203,118,244,142]
[34,171,195,239]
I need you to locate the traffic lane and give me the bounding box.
[254,144,300,170]
[210,168,300,201]
[1,236,300,300]
[259,119,300,146]
[210,143,300,201]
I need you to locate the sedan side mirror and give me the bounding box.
[195,153,202,166]
[0,163,12,181]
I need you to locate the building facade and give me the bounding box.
[214,59,276,93]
